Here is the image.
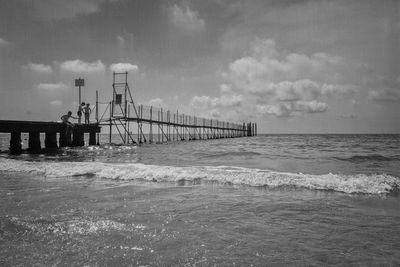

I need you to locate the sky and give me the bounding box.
[0,0,399,133]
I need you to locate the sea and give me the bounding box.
[0,134,399,266]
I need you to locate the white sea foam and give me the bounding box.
[0,158,399,194]
[7,216,145,236]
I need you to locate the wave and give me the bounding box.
[334,154,398,162]
[0,158,399,195]
[196,151,262,159]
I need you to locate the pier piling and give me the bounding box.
[72,128,84,147]
[89,131,97,146]
[45,132,58,149]
[0,120,101,153]
[10,132,22,154]
[28,132,41,152]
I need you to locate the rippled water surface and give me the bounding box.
[1,134,400,265]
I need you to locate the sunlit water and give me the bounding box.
[1,134,400,266]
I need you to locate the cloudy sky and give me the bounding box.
[0,0,399,133]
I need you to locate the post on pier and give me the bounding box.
[9,131,22,154]
[45,131,58,148]
[72,128,84,146]
[28,131,41,152]
[89,131,97,146]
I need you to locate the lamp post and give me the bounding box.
[75,78,84,124]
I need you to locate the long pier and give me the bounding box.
[96,71,257,144]
[99,105,256,144]
[0,72,257,154]
[0,120,100,154]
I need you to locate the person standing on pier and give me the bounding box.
[61,111,77,135]
[83,103,91,124]
[77,102,85,124]
[61,111,77,127]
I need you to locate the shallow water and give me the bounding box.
[1,134,400,265]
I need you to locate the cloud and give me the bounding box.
[50,100,63,106]
[24,62,53,73]
[226,39,343,86]
[37,82,68,90]
[0,37,11,47]
[59,59,105,73]
[145,98,167,108]
[191,93,242,109]
[368,88,400,102]
[30,0,110,20]
[340,113,357,119]
[256,101,328,117]
[109,63,138,72]
[189,86,244,120]
[169,4,205,32]
[214,38,354,118]
[178,38,354,120]
[321,84,358,96]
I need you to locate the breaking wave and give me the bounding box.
[0,158,399,195]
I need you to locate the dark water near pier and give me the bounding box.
[1,134,400,265]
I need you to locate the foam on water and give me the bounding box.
[4,216,146,236]
[0,158,399,194]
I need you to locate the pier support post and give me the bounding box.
[89,131,96,146]
[72,128,84,146]
[28,132,41,152]
[59,125,72,147]
[59,132,67,147]
[9,132,22,154]
[45,132,58,148]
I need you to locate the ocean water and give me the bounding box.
[0,134,399,266]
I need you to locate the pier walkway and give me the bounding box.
[96,72,257,144]
[0,72,257,154]
[0,120,100,154]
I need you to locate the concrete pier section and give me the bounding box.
[0,120,101,154]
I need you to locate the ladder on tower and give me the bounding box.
[109,72,146,144]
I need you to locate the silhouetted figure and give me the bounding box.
[84,103,91,124]
[61,110,77,134]
[61,111,76,127]
[77,102,85,124]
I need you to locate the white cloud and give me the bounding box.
[31,0,109,20]
[60,59,105,73]
[321,84,358,96]
[145,98,167,108]
[0,37,11,46]
[24,62,53,73]
[340,113,357,119]
[256,101,328,117]
[216,38,353,118]
[37,82,68,90]
[189,85,244,120]
[227,41,342,86]
[117,35,125,43]
[191,93,242,110]
[169,4,205,32]
[368,88,400,102]
[109,63,138,72]
[50,100,63,106]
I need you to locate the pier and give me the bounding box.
[0,71,256,154]
[96,72,257,144]
[0,120,100,154]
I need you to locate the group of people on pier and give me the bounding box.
[61,102,92,128]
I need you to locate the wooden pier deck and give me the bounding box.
[0,120,101,154]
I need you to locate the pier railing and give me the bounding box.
[93,72,257,145]
[97,101,256,144]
